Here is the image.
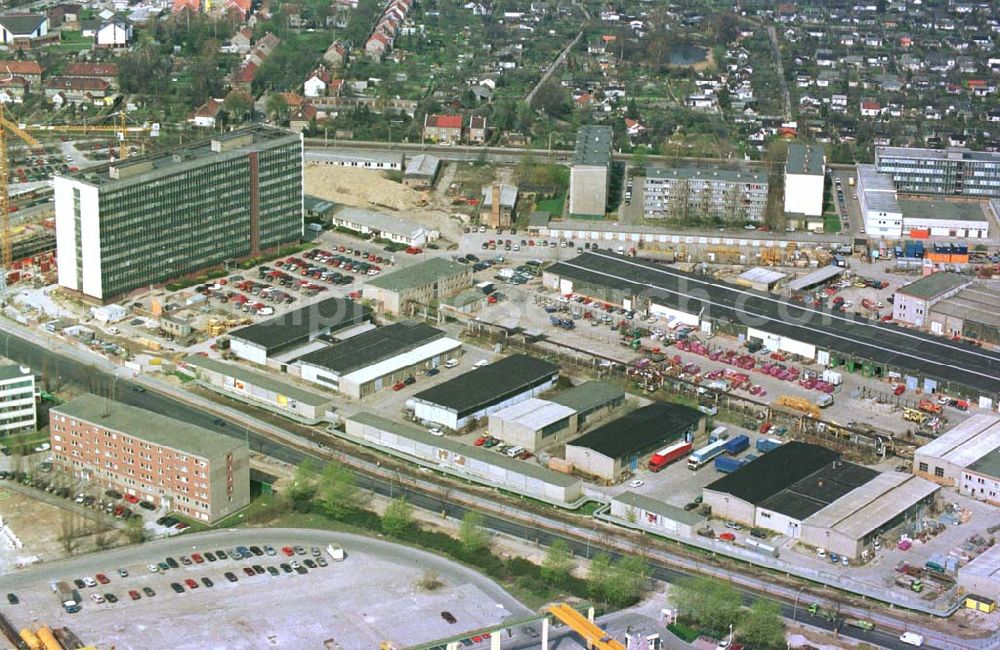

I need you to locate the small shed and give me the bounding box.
[402,154,441,189]
[736,267,787,292]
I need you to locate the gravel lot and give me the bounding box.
[0,528,529,650]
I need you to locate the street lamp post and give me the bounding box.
[792,586,805,622]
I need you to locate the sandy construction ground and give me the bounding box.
[304,163,466,240]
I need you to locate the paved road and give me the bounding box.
[0,321,970,650]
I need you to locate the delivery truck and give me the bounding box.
[648,440,693,472]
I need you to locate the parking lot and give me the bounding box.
[0,529,529,650]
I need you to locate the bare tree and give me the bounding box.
[58,512,84,555]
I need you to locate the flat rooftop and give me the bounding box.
[960,542,1000,581]
[491,398,575,430]
[297,322,445,374]
[305,150,403,166]
[550,381,625,414]
[613,491,704,526]
[572,125,613,167]
[65,125,297,188]
[877,146,1000,164]
[182,354,332,407]
[900,199,989,223]
[566,402,702,460]
[645,165,767,185]
[53,395,244,459]
[759,461,879,520]
[333,206,429,239]
[546,251,1000,397]
[347,412,579,487]
[857,164,902,215]
[367,257,470,293]
[785,143,826,176]
[411,355,559,419]
[896,272,968,301]
[967,449,1000,480]
[738,267,787,287]
[931,287,1000,329]
[916,414,1000,467]
[786,265,844,292]
[705,442,840,505]
[229,297,372,354]
[817,475,938,540]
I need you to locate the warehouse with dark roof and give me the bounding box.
[703,441,940,559]
[229,297,373,365]
[564,402,705,482]
[542,251,1000,405]
[295,322,462,399]
[408,355,559,430]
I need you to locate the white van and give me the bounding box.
[473,359,489,369]
[326,544,345,562]
[444,358,459,368]
[899,632,924,647]
[506,446,524,458]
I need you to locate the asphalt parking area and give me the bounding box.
[0,530,525,650]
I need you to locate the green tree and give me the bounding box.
[672,575,741,634]
[540,540,575,586]
[586,552,613,602]
[738,599,785,649]
[316,463,363,519]
[124,516,146,544]
[223,90,253,124]
[458,511,490,554]
[286,458,320,512]
[266,92,289,123]
[605,555,649,607]
[382,497,415,536]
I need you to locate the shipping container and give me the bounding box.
[743,538,779,558]
[756,438,782,454]
[708,426,728,443]
[687,438,730,470]
[722,434,750,455]
[714,456,745,473]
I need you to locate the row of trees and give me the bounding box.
[280,459,651,609]
[673,576,786,649]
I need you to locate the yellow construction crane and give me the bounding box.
[0,108,152,270]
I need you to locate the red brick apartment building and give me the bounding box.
[50,396,250,522]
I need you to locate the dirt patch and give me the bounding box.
[0,489,125,570]
[304,163,425,212]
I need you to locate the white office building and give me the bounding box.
[0,365,37,435]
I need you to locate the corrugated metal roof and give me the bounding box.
[183,355,332,406]
[786,265,845,291]
[916,415,1000,468]
[960,543,1000,580]
[613,491,704,526]
[738,267,787,286]
[492,398,575,430]
[823,476,938,540]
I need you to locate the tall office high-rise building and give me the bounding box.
[875,146,1000,198]
[55,125,303,301]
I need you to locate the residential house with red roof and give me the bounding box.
[63,62,119,89]
[189,98,224,127]
[423,114,463,143]
[0,60,43,88]
[225,0,252,21]
[289,104,316,133]
[468,115,487,144]
[323,40,347,67]
[172,0,201,13]
[43,76,111,105]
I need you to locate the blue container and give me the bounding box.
[714,456,745,473]
[723,434,750,454]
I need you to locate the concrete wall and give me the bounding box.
[345,417,583,504]
[564,445,617,481]
[702,489,756,526]
[412,377,557,430]
[487,412,577,452]
[755,507,803,539]
[609,498,697,536]
[799,525,862,559]
[784,173,825,217]
[913,450,962,487]
[569,165,608,216]
[230,338,268,365]
[194,364,331,421]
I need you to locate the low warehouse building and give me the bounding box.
[345,412,583,506]
[892,272,970,328]
[703,442,840,525]
[296,322,461,399]
[402,154,440,189]
[564,402,705,482]
[331,206,439,247]
[799,473,939,559]
[408,355,559,430]
[736,267,787,293]
[228,297,373,366]
[550,381,625,426]
[928,286,1000,346]
[753,461,879,539]
[488,398,577,452]
[182,355,335,423]
[610,491,704,537]
[913,414,1000,487]
[958,543,1000,603]
[363,257,472,316]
